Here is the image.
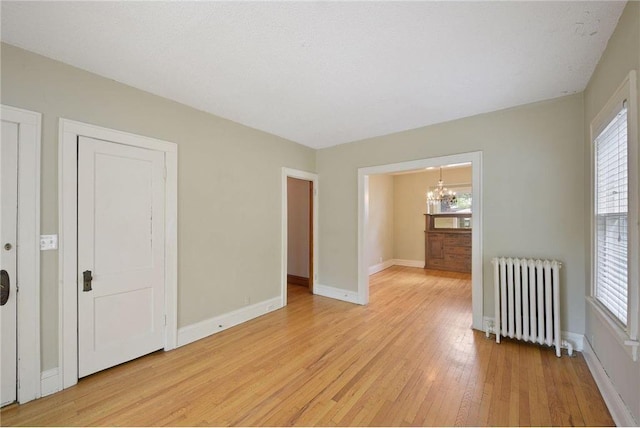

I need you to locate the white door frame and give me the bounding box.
[59,119,178,390]
[281,168,318,306]
[358,151,484,330]
[1,105,41,403]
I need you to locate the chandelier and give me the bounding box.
[427,167,456,203]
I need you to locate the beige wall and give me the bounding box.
[0,43,316,371]
[317,93,585,334]
[583,1,640,422]
[1,6,636,414]
[287,177,310,278]
[367,174,394,267]
[393,166,471,262]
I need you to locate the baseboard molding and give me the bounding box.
[40,368,60,398]
[177,297,282,347]
[368,259,395,275]
[582,338,638,427]
[314,283,361,305]
[368,259,425,275]
[287,274,309,286]
[393,259,424,268]
[482,317,583,352]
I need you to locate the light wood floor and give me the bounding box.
[1,266,612,426]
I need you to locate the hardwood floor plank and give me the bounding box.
[1,267,614,426]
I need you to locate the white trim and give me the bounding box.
[583,337,638,427]
[281,168,319,307]
[392,259,425,269]
[1,105,41,404]
[40,369,60,398]
[314,283,361,305]
[587,297,639,362]
[58,119,178,390]
[368,259,395,275]
[357,152,484,329]
[177,297,282,347]
[368,259,427,274]
[589,70,639,350]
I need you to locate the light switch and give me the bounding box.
[40,234,58,251]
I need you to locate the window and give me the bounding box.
[590,70,639,360]
[594,105,628,326]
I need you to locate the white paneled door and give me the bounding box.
[0,120,18,406]
[78,136,166,378]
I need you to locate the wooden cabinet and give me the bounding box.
[425,214,471,273]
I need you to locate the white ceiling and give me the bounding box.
[1,1,626,149]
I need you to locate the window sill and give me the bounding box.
[587,297,639,362]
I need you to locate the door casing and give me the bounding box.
[357,151,484,330]
[59,119,178,390]
[0,105,41,404]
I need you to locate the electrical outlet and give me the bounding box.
[40,234,58,251]
[244,296,251,305]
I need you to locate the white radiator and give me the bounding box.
[489,257,570,357]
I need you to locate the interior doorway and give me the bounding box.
[59,119,178,390]
[286,177,313,292]
[281,168,318,306]
[367,164,472,274]
[358,152,484,330]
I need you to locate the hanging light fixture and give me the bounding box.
[427,167,456,212]
[427,167,456,201]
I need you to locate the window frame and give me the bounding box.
[589,70,639,362]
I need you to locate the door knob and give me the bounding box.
[83,270,93,292]
[0,270,9,305]
[4,243,12,251]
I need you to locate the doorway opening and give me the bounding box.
[281,168,318,307]
[287,177,313,291]
[358,152,483,330]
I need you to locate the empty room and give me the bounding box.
[1,1,638,426]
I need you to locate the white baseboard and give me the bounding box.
[177,296,282,347]
[314,283,361,305]
[40,368,60,397]
[393,259,424,268]
[482,317,583,352]
[368,259,424,275]
[368,259,395,275]
[583,338,637,427]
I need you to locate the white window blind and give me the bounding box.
[595,104,628,327]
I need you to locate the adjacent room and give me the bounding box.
[1,1,638,426]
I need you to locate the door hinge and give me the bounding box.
[164,315,167,326]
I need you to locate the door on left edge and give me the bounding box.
[1,119,18,406]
